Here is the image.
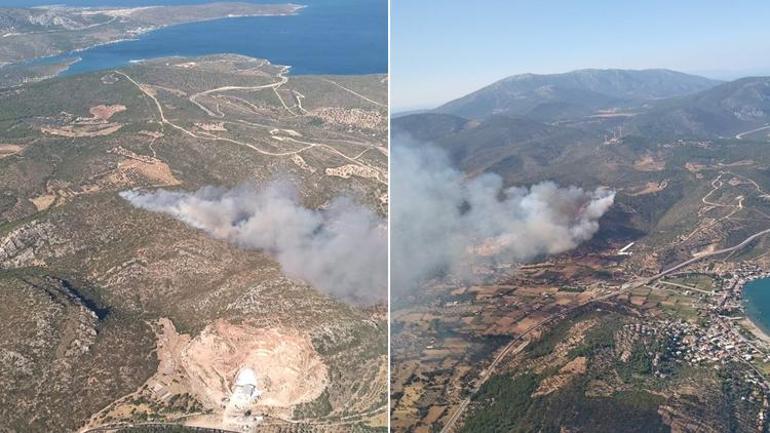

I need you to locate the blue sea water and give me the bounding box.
[743,277,770,334]
[7,0,387,76]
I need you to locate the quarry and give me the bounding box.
[83,318,329,431]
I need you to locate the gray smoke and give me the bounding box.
[120,182,386,305]
[392,138,615,295]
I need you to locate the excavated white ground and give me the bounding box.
[82,318,329,431]
[180,319,329,409]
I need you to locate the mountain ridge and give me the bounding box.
[436,68,722,120]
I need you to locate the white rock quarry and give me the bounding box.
[223,367,264,430]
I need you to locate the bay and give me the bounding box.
[7,0,386,76]
[743,277,770,335]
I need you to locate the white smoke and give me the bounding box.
[391,138,615,295]
[120,182,386,305]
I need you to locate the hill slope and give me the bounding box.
[630,76,770,138]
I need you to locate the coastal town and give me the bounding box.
[392,240,770,433]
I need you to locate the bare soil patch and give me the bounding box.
[626,180,669,196]
[634,154,666,171]
[533,356,588,396]
[108,146,181,186]
[42,123,123,138]
[30,194,56,211]
[39,106,127,138]
[89,104,127,120]
[0,144,22,159]
[182,319,329,409]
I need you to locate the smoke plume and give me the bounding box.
[120,182,386,305]
[391,137,615,296]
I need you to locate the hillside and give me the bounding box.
[630,76,770,138]
[0,54,387,433]
[391,112,471,142]
[394,113,595,177]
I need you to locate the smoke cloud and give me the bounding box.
[391,137,615,296]
[120,182,386,305]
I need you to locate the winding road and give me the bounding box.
[116,68,387,180]
[736,124,770,140]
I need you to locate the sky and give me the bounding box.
[392,0,770,112]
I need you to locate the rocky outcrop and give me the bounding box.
[0,220,74,268]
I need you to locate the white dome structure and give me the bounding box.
[235,368,258,387]
[231,367,261,406]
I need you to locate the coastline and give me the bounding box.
[740,275,770,344]
[1,1,386,86]
[741,316,770,345]
[0,3,306,79]
[0,56,80,88]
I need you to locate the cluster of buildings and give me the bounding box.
[642,265,770,396]
[718,264,770,306]
[660,318,767,367]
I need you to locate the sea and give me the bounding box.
[743,277,770,334]
[6,0,387,76]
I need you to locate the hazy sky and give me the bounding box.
[392,1,770,111]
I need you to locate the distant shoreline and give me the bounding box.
[0,3,306,65]
[1,0,386,87]
[0,4,307,85]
